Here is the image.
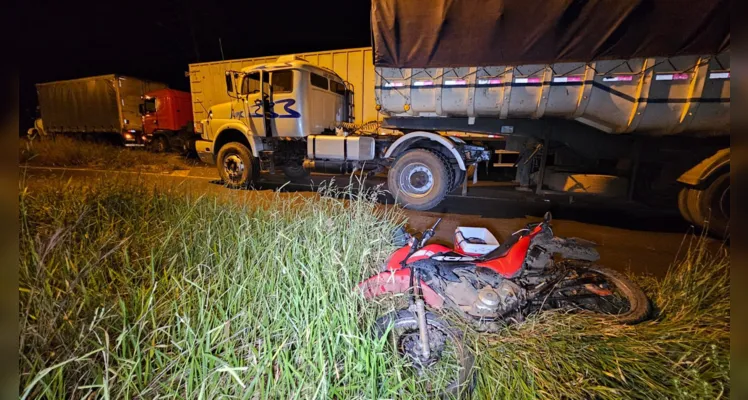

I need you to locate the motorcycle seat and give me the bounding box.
[479,229,527,261]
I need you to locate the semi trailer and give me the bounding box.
[35,74,167,146]
[371,0,730,236]
[191,0,729,236]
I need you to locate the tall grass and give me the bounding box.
[19,178,456,399]
[472,237,730,399]
[19,177,729,399]
[19,136,188,172]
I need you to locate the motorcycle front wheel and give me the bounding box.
[552,262,651,324]
[375,310,475,399]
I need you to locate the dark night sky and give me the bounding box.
[20,0,372,126]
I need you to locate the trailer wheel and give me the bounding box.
[678,172,729,237]
[388,149,450,210]
[217,142,258,188]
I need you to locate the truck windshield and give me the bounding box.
[143,98,157,114]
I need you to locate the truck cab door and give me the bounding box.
[268,69,301,137]
[142,97,158,135]
[243,71,271,137]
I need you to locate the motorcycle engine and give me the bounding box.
[444,277,523,319]
[470,280,522,318]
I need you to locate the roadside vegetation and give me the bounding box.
[473,236,730,399]
[19,178,729,399]
[19,135,192,173]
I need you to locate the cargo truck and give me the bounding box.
[192,55,490,209]
[35,74,167,146]
[139,88,196,153]
[192,0,729,236]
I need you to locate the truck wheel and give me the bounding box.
[152,136,169,153]
[217,142,258,188]
[678,172,729,237]
[282,164,310,183]
[388,149,450,210]
[451,167,466,193]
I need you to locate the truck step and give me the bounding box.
[259,150,275,174]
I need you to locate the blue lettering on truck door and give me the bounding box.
[251,99,301,118]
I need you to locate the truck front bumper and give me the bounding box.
[194,140,215,165]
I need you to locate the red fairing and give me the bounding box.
[475,224,544,278]
[357,268,444,308]
[385,244,452,271]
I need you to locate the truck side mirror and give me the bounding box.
[138,104,145,115]
[225,72,234,93]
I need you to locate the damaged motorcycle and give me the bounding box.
[357,213,650,398]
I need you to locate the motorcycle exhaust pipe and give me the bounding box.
[303,160,378,175]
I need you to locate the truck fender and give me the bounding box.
[212,121,264,157]
[384,131,467,171]
[677,148,730,188]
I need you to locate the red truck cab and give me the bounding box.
[140,89,195,152]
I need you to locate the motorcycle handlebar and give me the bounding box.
[415,218,442,248]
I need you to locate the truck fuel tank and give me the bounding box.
[307,135,376,161]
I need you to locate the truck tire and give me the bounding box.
[451,167,466,193]
[421,148,458,193]
[282,163,310,183]
[217,142,259,188]
[388,149,450,210]
[678,172,729,237]
[151,136,169,153]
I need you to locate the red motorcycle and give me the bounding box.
[358,213,649,397]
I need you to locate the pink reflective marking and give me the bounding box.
[414,80,434,86]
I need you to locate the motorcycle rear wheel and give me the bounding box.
[375,310,475,399]
[559,263,651,324]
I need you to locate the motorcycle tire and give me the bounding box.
[571,263,651,324]
[374,310,475,399]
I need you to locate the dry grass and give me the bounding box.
[19,136,190,172]
[471,237,729,399]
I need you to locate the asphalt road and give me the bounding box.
[21,165,724,278]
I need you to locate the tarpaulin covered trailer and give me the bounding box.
[371,0,730,236]
[372,0,730,136]
[36,74,167,144]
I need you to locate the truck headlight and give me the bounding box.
[194,121,203,133]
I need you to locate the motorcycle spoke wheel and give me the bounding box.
[395,325,460,387]
[375,310,474,399]
[551,263,651,324]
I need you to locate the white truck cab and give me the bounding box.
[195,56,347,156]
[194,55,490,210]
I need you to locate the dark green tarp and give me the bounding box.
[371,0,730,68]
